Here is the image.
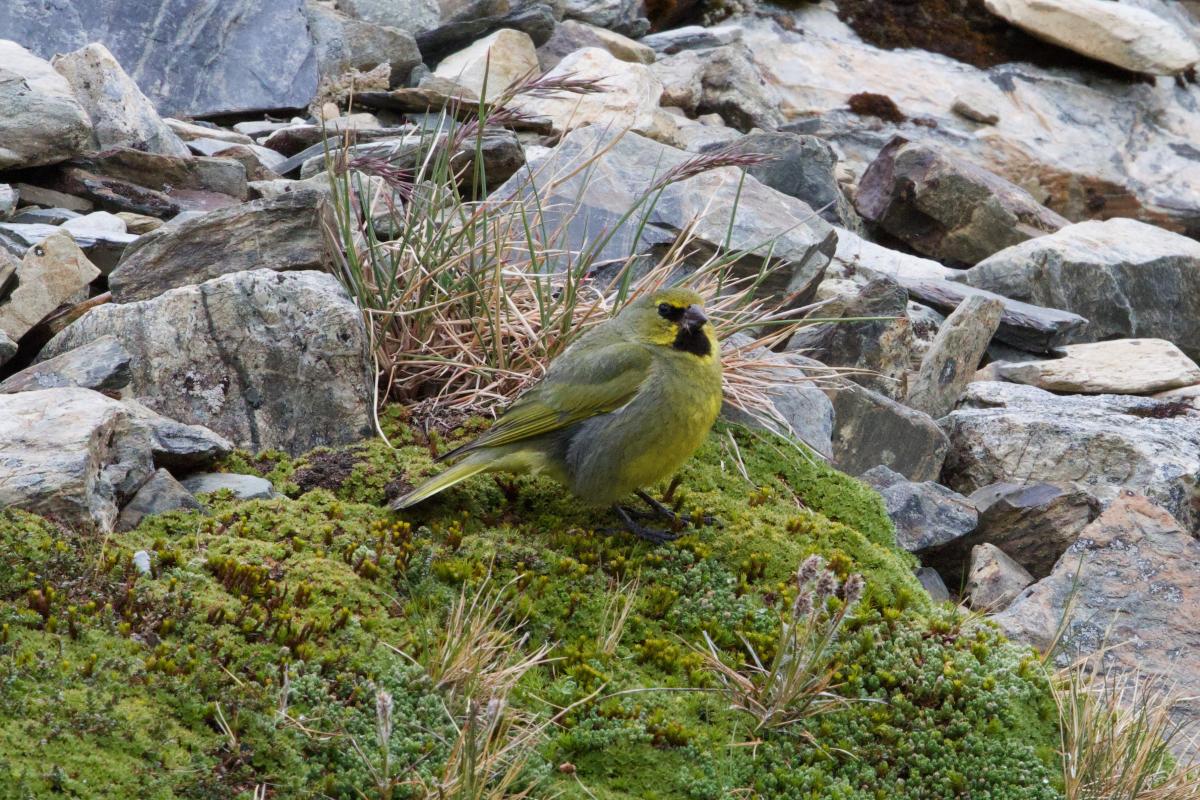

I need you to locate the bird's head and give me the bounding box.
[621,287,716,358]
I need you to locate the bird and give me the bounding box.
[391,286,724,543]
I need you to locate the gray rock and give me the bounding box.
[0,330,16,367]
[416,2,556,64]
[915,567,950,602]
[906,294,1003,419]
[965,543,1033,611]
[789,278,912,400]
[536,20,655,71]
[493,126,837,304]
[115,468,203,531]
[651,44,784,132]
[304,1,422,86]
[337,0,440,35]
[856,136,1069,267]
[39,269,373,455]
[861,465,977,553]
[0,185,16,218]
[0,221,137,270]
[941,381,1200,531]
[965,219,1200,359]
[560,0,649,37]
[0,336,131,393]
[0,387,154,531]
[9,208,80,226]
[0,40,92,169]
[181,472,275,500]
[50,43,190,157]
[122,399,234,471]
[108,190,334,302]
[0,0,319,117]
[11,183,93,212]
[164,118,254,145]
[994,494,1200,759]
[641,24,742,54]
[0,232,99,341]
[829,382,950,482]
[64,147,249,208]
[715,132,860,231]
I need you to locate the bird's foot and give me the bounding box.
[605,505,683,545]
[633,490,719,528]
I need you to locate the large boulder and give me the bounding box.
[941,381,1200,531]
[994,494,1200,756]
[0,388,153,531]
[829,382,950,482]
[855,136,1068,267]
[39,269,374,455]
[964,219,1200,359]
[303,1,422,87]
[492,126,837,302]
[0,232,99,342]
[50,43,189,157]
[0,40,92,169]
[983,0,1199,75]
[108,190,334,302]
[0,0,319,117]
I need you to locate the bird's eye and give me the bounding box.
[658,303,673,318]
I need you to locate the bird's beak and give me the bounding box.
[681,304,708,333]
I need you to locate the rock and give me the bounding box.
[186,139,287,173]
[828,382,950,482]
[861,465,978,553]
[114,213,163,234]
[983,0,1199,75]
[0,330,16,367]
[164,118,254,145]
[536,20,655,71]
[0,40,92,169]
[915,567,951,602]
[720,337,835,457]
[0,221,136,271]
[61,210,127,236]
[493,126,837,302]
[10,208,80,226]
[304,1,422,87]
[39,269,373,455]
[965,219,1200,359]
[738,17,1200,234]
[941,382,1200,531]
[122,400,234,471]
[927,481,1099,581]
[0,185,17,219]
[906,294,1004,418]
[510,47,662,136]
[965,543,1033,611]
[433,29,539,101]
[0,387,154,530]
[993,339,1200,395]
[66,147,249,206]
[0,336,131,394]
[993,494,1200,754]
[115,468,203,531]
[716,132,860,231]
[416,2,555,65]
[788,278,913,400]
[12,183,93,213]
[181,472,275,500]
[856,136,1069,267]
[50,43,190,157]
[337,0,440,35]
[651,44,784,132]
[108,190,334,302]
[0,232,99,342]
[560,0,649,37]
[0,0,319,117]
[641,24,742,54]
[950,85,1002,125]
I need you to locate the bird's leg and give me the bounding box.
[633,489,718,528]
[608,505,683,545]
[492,475,520,504]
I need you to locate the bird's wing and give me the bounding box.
[440,337,651,460]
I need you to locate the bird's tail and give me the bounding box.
[390,455,490,510]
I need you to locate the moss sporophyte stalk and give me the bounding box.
[0,421,1060,799]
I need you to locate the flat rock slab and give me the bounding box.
[829,382,950,482]
[942,381,1200,531]
[861,465,978,552]
[965,218,1200,359]
[40,269,373,455]
[0,0,319,117]
[0,387,154,531]
[181,472,275,500]
[994,494,1200,758]
[0,335,131,393]
[108,189,334,302]
[994,339,1200,395]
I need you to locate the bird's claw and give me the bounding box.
[608,505,684,544]
[634,490,720,528]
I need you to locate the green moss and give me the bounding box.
[0,420,1060,799]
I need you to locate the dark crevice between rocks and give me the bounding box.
[832,0,1157,84]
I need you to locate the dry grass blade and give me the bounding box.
[597,576,640,657]
[1055,660,1200,800]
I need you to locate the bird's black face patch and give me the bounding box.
[673,326,711,357]
[658,302,684,322]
